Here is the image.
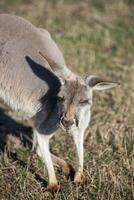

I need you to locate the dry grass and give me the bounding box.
[0,0,134,199]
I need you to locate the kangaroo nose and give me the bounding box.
[61,118,74,128]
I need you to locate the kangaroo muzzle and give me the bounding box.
[60,116,75,129]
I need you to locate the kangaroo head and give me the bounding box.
[58,75,119,131]
[39,52,119,132]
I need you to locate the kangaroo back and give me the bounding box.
[0,14,66,117]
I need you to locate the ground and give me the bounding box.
[0,0,134,199]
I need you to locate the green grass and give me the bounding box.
[0,0,134,199]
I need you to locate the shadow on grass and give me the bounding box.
[0,107,32,152]
[9,151,47,187]
[0,107,47,187]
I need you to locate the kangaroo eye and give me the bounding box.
[79,99,90,105]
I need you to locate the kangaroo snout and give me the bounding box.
[60,117,74,129]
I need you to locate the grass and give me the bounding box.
[0,0,134,199]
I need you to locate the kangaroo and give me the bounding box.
[0,14,119,191]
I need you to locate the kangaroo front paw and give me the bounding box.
[47,183,61,193]
[74,172,84,184]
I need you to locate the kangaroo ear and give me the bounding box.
[39,51,75,81]
[84,75,120,90]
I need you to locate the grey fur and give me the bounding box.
[0,14,119,189]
